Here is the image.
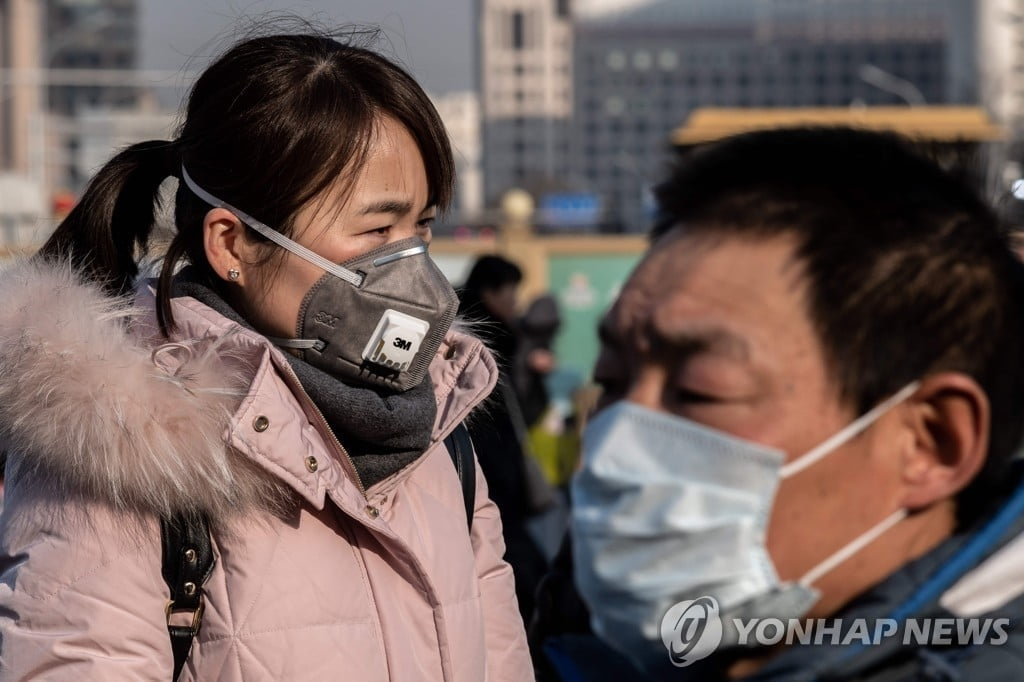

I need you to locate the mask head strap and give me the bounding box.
[180,165,364,287]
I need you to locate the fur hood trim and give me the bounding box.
[0,259,290,523]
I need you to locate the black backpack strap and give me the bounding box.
[444,423,476,530]
[160,514,216,681]
[158,431,470,679]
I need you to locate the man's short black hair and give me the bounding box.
[653,127,1024,524]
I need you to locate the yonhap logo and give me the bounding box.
[660,596,723,667]
[657,595,1010,667]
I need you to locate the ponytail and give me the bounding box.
[38,139,178,296]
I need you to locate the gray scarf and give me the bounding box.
[172,269,436,488]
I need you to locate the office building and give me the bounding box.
[476,0,574,207]
[432,90,484,222]
[573,0,976,231]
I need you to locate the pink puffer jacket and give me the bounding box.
[0,260,534,681]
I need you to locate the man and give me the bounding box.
[537,128,1024,681]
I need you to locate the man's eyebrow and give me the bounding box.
[648,322,751,361]
[357,199,415,216]
[599,313,751,361]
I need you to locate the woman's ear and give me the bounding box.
[899,373,989,510]
[203,208,248,284]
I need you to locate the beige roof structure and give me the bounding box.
[671,106,1005,146]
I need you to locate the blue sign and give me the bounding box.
[538,193,602,227]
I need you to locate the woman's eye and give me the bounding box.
[417,217,436,229]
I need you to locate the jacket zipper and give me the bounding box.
[276,360,368,499]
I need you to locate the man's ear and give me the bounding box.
[203,208,248,284]
[899,373,989,510]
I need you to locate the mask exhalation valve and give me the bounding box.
[362,309,431,372]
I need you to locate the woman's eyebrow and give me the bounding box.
[357,199,414,216]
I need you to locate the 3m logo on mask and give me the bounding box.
[660,596,723,667]
[362,309,431,372]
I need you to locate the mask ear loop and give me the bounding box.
[780,381,922,479]
[179,165,364,287]
[780,381,920,587]
[799,508,909,587]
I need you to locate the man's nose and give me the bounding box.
[624,364,669,412]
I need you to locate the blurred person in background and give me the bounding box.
[536,128,1024,681]
[460,255,553,628]
[0,29,532,681]
[515,294,561,429]
[516,294,577,576]
[516,294,574,497]
[460,255,523,373]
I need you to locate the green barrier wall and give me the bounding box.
[547,253,641,389]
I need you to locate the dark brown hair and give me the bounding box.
[39,31,455,333]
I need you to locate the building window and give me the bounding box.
[512,11,524,50]
[633,51,652,71]
[556,0,570,18]
[607,50,626,71]
[659,50,678,70]
[605,96,626,115]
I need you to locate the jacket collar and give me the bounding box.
[0,259,496,526]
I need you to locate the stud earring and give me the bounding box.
[227,268,240,281]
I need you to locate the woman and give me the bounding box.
[0,32,532,681]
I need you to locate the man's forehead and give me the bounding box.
[600,294,751,361]
[603,232,809,353]
[603,233,705,324]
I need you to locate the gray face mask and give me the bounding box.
[181,167,458,391]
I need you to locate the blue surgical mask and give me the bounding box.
[570,383,918,673]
